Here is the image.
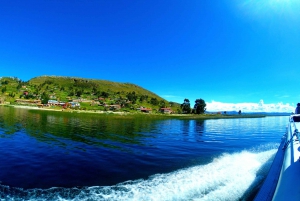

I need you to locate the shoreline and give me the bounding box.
[1,104,127,114]
[0,104,271,119]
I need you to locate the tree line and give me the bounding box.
[181,98,206,114]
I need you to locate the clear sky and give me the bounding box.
[1,0,300,112]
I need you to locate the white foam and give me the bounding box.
[84,149,275,201]
[0,149,276,201]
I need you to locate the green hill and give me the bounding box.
[29,75,163,100]
[0,76,181,113]
[0,77,21,103]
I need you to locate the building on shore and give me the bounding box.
[15,99,41,105]
[160,108,172,114]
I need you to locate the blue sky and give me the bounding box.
[1,0,300,112]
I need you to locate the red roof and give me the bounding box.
[141,108,152,111]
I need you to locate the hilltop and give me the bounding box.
[0,76,181,113]
[29,76,162,100]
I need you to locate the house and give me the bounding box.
[15,99,41,105]
[160,108,172,114]
[107,104,121,111]
[62,102,80,109]
[48,100,59,105]
[69,102,80,108]
[58,102,66,106]
[140,108,152,113]
[138,106,152,113]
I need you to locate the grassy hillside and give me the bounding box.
[29,76,163,100]
[0,77,21,103]
[0,76,182,113]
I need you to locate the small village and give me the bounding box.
[0,77,176,114]
[13,97,173,114]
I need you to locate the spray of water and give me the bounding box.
[0,148,276,201]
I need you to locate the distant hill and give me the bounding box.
[29,75,165,100]
[0,75,182,113]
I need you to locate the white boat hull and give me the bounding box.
[272,115,300,200]
[255,115,300,201]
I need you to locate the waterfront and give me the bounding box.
[0,106,288,200]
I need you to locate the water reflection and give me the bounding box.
[3,108,207,151]
[178,120,205,143]
[195,120,205,134]
[0,107,162,151]
[0,107,210,188]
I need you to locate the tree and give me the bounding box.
[9,92,15,98]
[194,99,206,114]
[101,91,109,98]
[25,94,34,99]
[68,91,75,96]
[127,91,137,104]
[1,80,9,85]
[92,87,98,94]
[159,100,166,108]
[139,95,148,102]
[181,98,191,114]
[41,92,50,104]
[150,97,159,105]
[17,82,22,90]
[76,89,83,97]
[1,86,6,93]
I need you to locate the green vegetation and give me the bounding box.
[193,99,206,114]
[0,77,22,103]
[0,76,270,122]
[0,76,212,116]
[181,99,191,114]
[0,76,186,113]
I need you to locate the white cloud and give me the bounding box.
[206,100,294,113]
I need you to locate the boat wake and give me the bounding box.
[0,144,277,201]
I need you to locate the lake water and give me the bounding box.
[0,106,288,201]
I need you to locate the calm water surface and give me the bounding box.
[0,106,288,200]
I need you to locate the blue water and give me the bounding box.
[0,107,288,200]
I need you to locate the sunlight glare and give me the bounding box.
[240,0,300,17]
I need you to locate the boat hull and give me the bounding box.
[253,138,285,201]
[272,116,300,201]
[255,115,300,201]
